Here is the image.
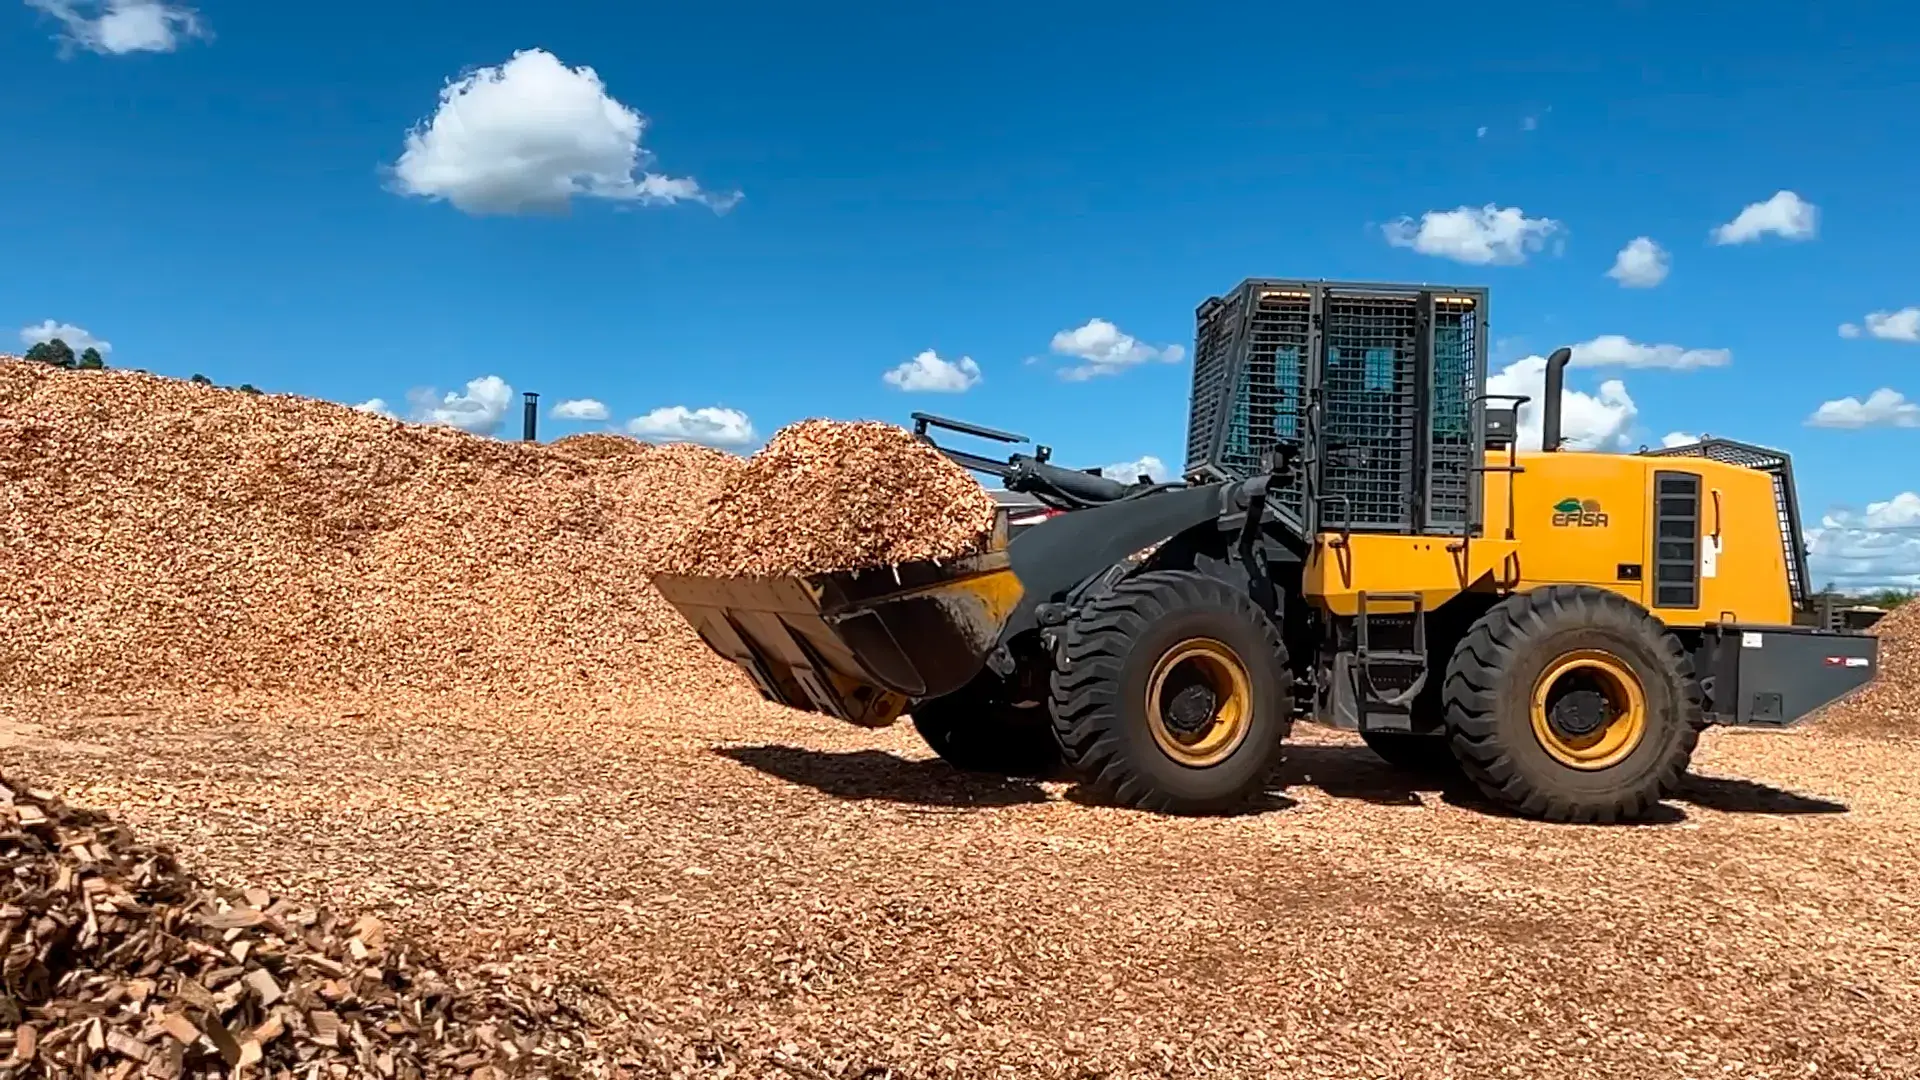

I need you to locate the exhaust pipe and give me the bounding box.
[522,392,539,442]
[1540,347,1572,452]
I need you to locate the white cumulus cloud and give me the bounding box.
[1711,190,1818,245]
[626,405,754,447]
[1382,204,1563,266]
[19,320,111,355]
[1094,455,1172,484]
[1607,237,1670,288]
[1838,307,1920,343]
[1569,334,1731,371]
[390,48,738,216]
[1048,319,1186,381]
[551,398,610,421]
[25,0,206,55]
[883,350,981,393]
[1486,355,1638,452]
[353,398,397,419]
[1806,492,1920,589]
[1806,388,1920,430]
[1661,431,1699,448]
[405,375,516,435]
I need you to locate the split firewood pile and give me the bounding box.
[0,775,641,1080]
[664,419,998,577]
[1816,600,1920,734]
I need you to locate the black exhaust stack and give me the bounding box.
[522,392,539,442]
[1540,347,1572,452]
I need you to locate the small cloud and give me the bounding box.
[1570,335,1730,370]
[353,398,397,419]
[1521,115,1539,131]
[1382,204,1563,266]
[390,48,738,216]
[1661,431,1699,448]
[1047,319,1186,381]
[1606,237,1670,288]
[1711,190,1818,245]
[24,0,208,55]
[1094,455,1171,484]
[1486,355,1638,451]
[882,349,982,393]
[1806,492,1920,589]
[551,398,610,421]
[1806,388,1920,430]
[405,375,515,435]
[19,319,111,355]
[626,405,755,447]
[1839,307,1920,343]
[1475,125,1488,139]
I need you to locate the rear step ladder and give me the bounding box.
[1355,591,1430,733]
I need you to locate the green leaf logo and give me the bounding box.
[1553,498,1583,514]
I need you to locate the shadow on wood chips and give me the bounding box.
[1675,773,1849,815]
[1281,743,1848,822]
[721,739,1851,824]
[715,746,1050,808]
[1058,784,1301,816]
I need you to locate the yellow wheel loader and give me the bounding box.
[652,279,1880,822]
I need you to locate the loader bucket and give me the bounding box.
[650,546,1024,729]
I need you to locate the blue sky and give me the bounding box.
[5,0,1918,585]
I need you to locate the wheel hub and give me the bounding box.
[1144,638,1255,768]
[1164,683,1219,736]
[1528,649,1649,771]
[1548,688,1611,738]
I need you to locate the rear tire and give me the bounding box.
[1049,570,1292,814]
[1443,585,1702,823]
[1359,730,1458,774]
[910,683,1061,779]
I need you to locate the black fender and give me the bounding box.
[998,482,1235,643]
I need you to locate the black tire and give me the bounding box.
[1443,585,1702,823]
[1049,570,1292,814]
[1359,730,1459,774]
[910,685,1061,779]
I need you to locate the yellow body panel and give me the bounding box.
[1305,450,1795,626]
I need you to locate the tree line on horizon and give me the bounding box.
[20,336,261,395]
[22,337,104,371]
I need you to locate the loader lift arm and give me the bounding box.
[910,411,1187,510]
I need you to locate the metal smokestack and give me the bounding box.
[523,392,539,442]
[1540,347,1572,452]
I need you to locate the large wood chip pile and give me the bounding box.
[1816,601,1919,734]
[666,419,998,577]
[0,363,747,698]
[0,774,634,1079]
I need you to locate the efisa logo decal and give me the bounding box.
[1552,497,1609,528]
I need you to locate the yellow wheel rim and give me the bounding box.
[1529,649,1647,770]
[1145,638,1253,767]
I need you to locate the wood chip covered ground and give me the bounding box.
[2,361,1917,1079]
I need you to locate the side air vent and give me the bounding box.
[1653,470,1702,610]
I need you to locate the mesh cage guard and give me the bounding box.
[1184,279,1489,539]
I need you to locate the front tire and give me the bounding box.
[910,681,1061,779]
[1443,585,1702,823]
[1049,570,1292,814]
